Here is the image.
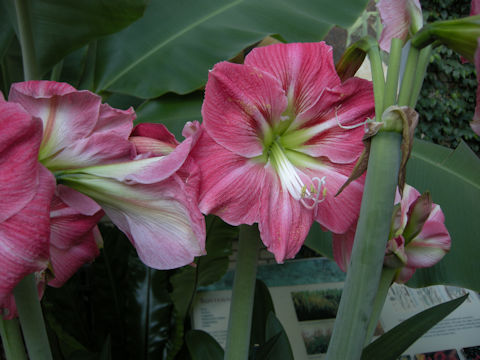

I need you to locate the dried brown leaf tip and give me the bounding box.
[335,106,418,197]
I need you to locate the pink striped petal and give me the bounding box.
[9,81,136,169]
[78,122,202,184]
[292,79,374,163]
[192,130,265,226]
[405,220,451,268]
[332,224,356,272]
[0,101,44,222]
[63,175,206,270]
[245,42,340,115]
[48,194,104,287]
[0,166,55,306]
[56,185,102,216]
[307,165,365,234]
[395,266,417,283]
[471,0,480,15]
[202,61,287,158]
[259,167,314,262]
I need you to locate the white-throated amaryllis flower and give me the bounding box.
[0,98,55,318]
[192,42,374,262]
[377,0,423,52]
[333,184,451,283]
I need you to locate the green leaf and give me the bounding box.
[135,92,203,139]
[185,330,224,360]
[167,216,235,359]
[94,0,371,98]
[253,313,294,360]
[361,294,468,360]
[0,2,14,63]
[303,222,334,260]
[3,0,147,76]
[406,140,480,291]
[250,280,275,348]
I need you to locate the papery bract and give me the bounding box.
[193,42,374,262]
[377,0,423,52]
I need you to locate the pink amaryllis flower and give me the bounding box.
[377,0,423,52]
[192,42,374,262]
[333,184,451,283]
[7,81,206,270]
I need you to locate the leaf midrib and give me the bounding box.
[101,0,243,90]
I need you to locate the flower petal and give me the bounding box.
[202,61,287,157]
[0,166,55,306]
[405,220,451,268]
[258,167,314,262]
[75,122,202,184]
[48,194,104,287]
[192,130,265,226]
[62,175,206,270]
[0,101,44,222]
[332,224,356,272]
[290,79,374,164]
[245,42,340,115]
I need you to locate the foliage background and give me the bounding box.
[416,0,480,153]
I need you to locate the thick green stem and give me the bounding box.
[383,38,403,109]
[409,45,432,108]
[224,225,260,360]
[0,318,28,360]
[326,131,402,360]
[397,45,420,106]
[13,274,53,360]
[367,43,385,120]
[14,0,38,81]
[364,267,396,345]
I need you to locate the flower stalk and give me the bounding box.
[14,0,38,81]
[224,225,260,360]
[0,318,28,360]
[13,275,53,360]
[326,131,402,359]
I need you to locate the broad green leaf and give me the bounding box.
[185,330,224,360]
[135,92,203,139]
[250,280,275,349]
[254,312,294,360]
[406,140,480,291]
[168,216,235,359]
[94,0,371,98]
[361,294,468,360]
[0,2,14,64]
[2,0,147,76]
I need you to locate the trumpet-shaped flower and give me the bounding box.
[193,42,374,262]
[1,81,206,316]
[333,184,451,283]
[377,0,423,52]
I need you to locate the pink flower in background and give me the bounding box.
[193,42,374,262]
[333,184,451,283]
[377,0,423,52]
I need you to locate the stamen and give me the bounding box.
[335,105,370,130]
[300,176,326,216]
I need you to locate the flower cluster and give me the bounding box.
[0,82,205,317]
